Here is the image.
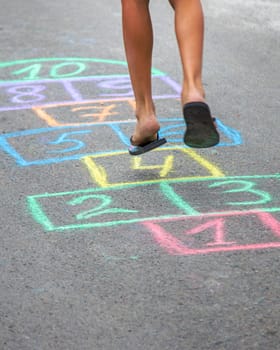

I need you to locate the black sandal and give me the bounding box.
[128,133,167,156]
[183,102,220,148]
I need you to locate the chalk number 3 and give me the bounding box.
[209,180,271,206]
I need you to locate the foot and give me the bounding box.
[131,115,161,146]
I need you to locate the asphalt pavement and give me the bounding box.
[0,1,280,349]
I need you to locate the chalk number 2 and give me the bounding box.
[67,194,137,220]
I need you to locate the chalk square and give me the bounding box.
[159,118,242,147]
[71,76,135,100]
[72,75,180,101]
[113,117,242,148]
[0,124,128,166]
[33,98,136,126]
[142,210,280,255]
[27,184,184,232]
[0,80,75,112]
[167,175,280,214]
[82,147,225,188]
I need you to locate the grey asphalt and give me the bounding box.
[0,1,280,349]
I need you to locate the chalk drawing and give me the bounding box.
[0,58,177,112]
[0,117,241,167]
[7,85,46,104]
[5,57,276,257]
[32,98,137,126]
[209,180,272,206]
[27,183,183,231]
[131,155,174,178]
[68,194,137,219]
[0,58,164,83]
[26,175,280,232]
[81,147,225,188]
[142,210,280,255]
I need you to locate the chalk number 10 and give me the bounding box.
[12,62,87,80]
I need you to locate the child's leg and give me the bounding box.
[169,0,219,148]
[121,0,160,145]
[169,0,206,105]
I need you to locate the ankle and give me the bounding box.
[135,100,156,120]
[181,87,206,105]
[181,81,206,105]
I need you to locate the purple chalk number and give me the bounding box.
[7,85,46,104]
[97,77,133,97]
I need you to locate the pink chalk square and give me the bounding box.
[142,210,280,255]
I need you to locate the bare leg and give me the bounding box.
[168,0,219,148]
[121,0,160,145]
[169,0,206,105]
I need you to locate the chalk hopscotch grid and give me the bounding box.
[2,58,279,255]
